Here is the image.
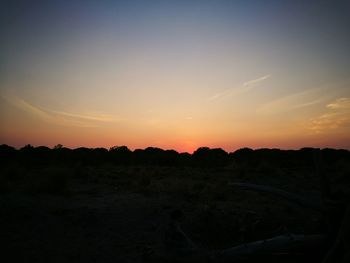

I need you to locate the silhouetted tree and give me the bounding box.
[109,145,132,165]
[193,147,229,167]
[54,144,63,150]
[0,144,16,162]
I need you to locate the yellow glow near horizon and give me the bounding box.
[1,1,350,152]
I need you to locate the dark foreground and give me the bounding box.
[1,147,350,262]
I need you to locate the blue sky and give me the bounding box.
[1,0,350,151]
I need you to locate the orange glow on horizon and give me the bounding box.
[1,2,350,151]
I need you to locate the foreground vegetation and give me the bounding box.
[1,145,349,262]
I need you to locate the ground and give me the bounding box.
[1,163,347,262]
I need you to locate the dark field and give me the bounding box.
[1,145,350,262]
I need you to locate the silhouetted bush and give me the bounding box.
[24,166,71,194]
[1,144,349,173]
[109,145,132,165]
[0,144,17,163]
[193,147,229,167]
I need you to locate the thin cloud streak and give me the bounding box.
[208,74,271,101]
[326,97,350,110]
[257,87,326,115]
[50,110,118,122]
[1,94,119,127]
[308,97,350,134]
[257,78,350,115]
[243,74,271,88]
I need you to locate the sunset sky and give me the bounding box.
[1,0,350,152]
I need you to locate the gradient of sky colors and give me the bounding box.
[1,0,350,152]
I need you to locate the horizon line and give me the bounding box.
[1,143,349,155]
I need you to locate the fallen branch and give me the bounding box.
[157,220,324,262]
[322,204,350,263]
[211,234,324,262]
[229,182,324,212]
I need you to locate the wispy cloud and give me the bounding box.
[208,90,230,101]
[50,110,117,122]
[257,87,326,115]
[326,97,350,110]
[308,97,350,134]
[208,74,271,101]
[1,94,119,127]
[256,78,350,115]
[243,74,271,89]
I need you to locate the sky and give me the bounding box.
[1,0,350,152]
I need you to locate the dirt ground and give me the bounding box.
[1,164,343,262]
[1,189,173,262]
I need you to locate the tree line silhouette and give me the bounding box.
[1,144,349,168]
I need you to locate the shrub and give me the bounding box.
[24,166,71,194]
